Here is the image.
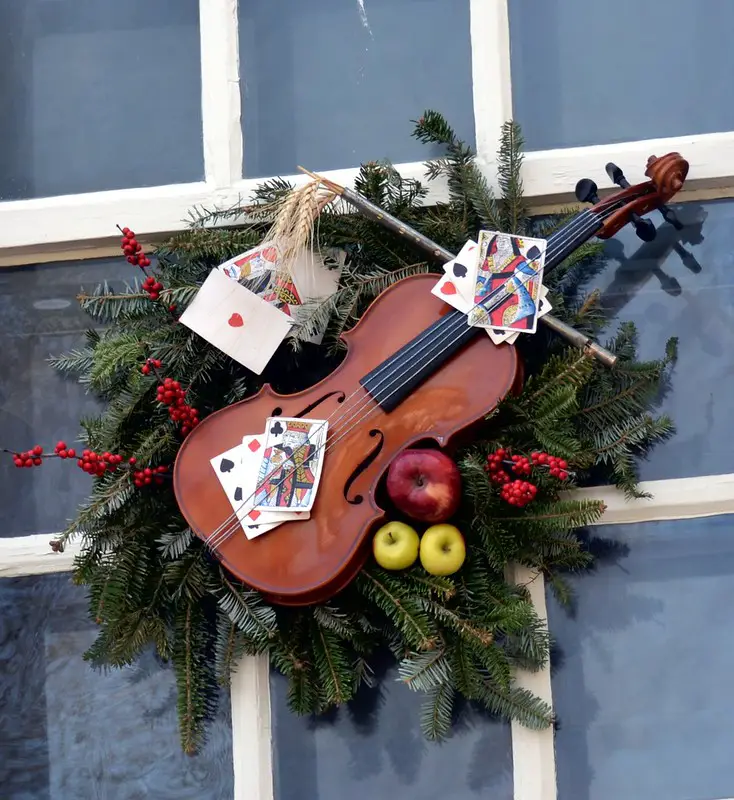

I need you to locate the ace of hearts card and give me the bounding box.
[467,231,547,334]
[253,417,328,512]
[179,269,293,375]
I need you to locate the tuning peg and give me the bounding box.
[607,161,683,231]
[604,162,656,241]
[575,178,599,204]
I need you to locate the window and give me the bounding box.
[2,2,734,797]
[3,0,733,252]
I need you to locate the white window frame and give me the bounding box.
[4,1,734,797]
[3,0,734,256]
[4,475,734,800]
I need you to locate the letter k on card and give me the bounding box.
[179,269,293,374]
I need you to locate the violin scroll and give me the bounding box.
[580,151,689,240]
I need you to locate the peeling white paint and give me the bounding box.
[356,0,373,37]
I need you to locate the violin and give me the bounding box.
[173,153,688,606]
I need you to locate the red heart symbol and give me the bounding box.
[441,282,457,296]
[248,438,261,452]
[228,313,244,327]
[248,510,261,521]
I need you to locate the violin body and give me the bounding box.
[174,273,520,605]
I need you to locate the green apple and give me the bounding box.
[419,524,466,576]
[373,521,420,570]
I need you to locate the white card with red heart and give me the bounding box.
[179,269,293,375]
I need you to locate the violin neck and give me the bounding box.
[359,210,604,412]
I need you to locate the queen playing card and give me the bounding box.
[253,417,328,512]
[468,231,547,334]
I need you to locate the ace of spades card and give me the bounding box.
[179,269,293,375]
[253,417,328,512]
[467,231,547,334]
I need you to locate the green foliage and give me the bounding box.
[53,110,675,751]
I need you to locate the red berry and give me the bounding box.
[538,453,548,464]
[67,448,76,458]
[122,227,131,235]
[13,457,22,467]
[32,445,43,456]
[56,441,66,451]
[77,459,84,468]
[558,470,568,481]
[141,364,150,375]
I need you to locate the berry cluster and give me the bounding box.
[11,441,79,468]
[142,275,164,301]
[485,447,571,507]
[485,448,513,485]
[500,479,537,507]
[54,440,77,459]
[77,449,125,477]
[156,377,200,435]
[141,357,162,376]
[530,451,568,480]
[13,445,45,468]
[120,227,151,268]
[132,464,169,487]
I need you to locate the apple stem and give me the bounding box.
[387,532,394,543]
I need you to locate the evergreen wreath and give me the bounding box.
[37,111,676,753]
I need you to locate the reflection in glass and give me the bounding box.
[0,0,203,200]
[0,258,138,536]
[238,0,475,177]
[270,653,513,800]
[574,198,734,481]
[509,0,734,150]
[548,517,734,800]
[0,573,233,799]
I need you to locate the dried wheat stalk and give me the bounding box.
[266,180,334,275]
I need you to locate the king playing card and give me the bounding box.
[253,417,328,512]
[468,231,547,334]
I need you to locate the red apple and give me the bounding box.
[386,448,462,523]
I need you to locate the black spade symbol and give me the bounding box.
[452,262,468,279]
[270,421,284,436]
[219,458,235,473]
[526,245,542,261]
[234,487,243,502]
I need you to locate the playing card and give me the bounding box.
[240,433,310,536]
[468,231,547,334]
[253,417,329,512]
[179,269,293,375]
[210,443,282,540]
[442,240,479,304]
[487,286,553,345]
[218,243,279,281]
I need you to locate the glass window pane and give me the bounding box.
[509,0,734,151]
[0,0,203,200]
[270,655,513,800]
[548,516,734,800]
[238,0,475,178]
[0,572,233,798]
[575,197,734,481]
[0,257,138,536]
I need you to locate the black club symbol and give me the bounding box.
[270,421,284,436]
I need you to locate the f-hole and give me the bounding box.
[294,390,346,418]
[344,429,384,505]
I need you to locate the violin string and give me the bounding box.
[205,206,612,550]
[206,202,621,549]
